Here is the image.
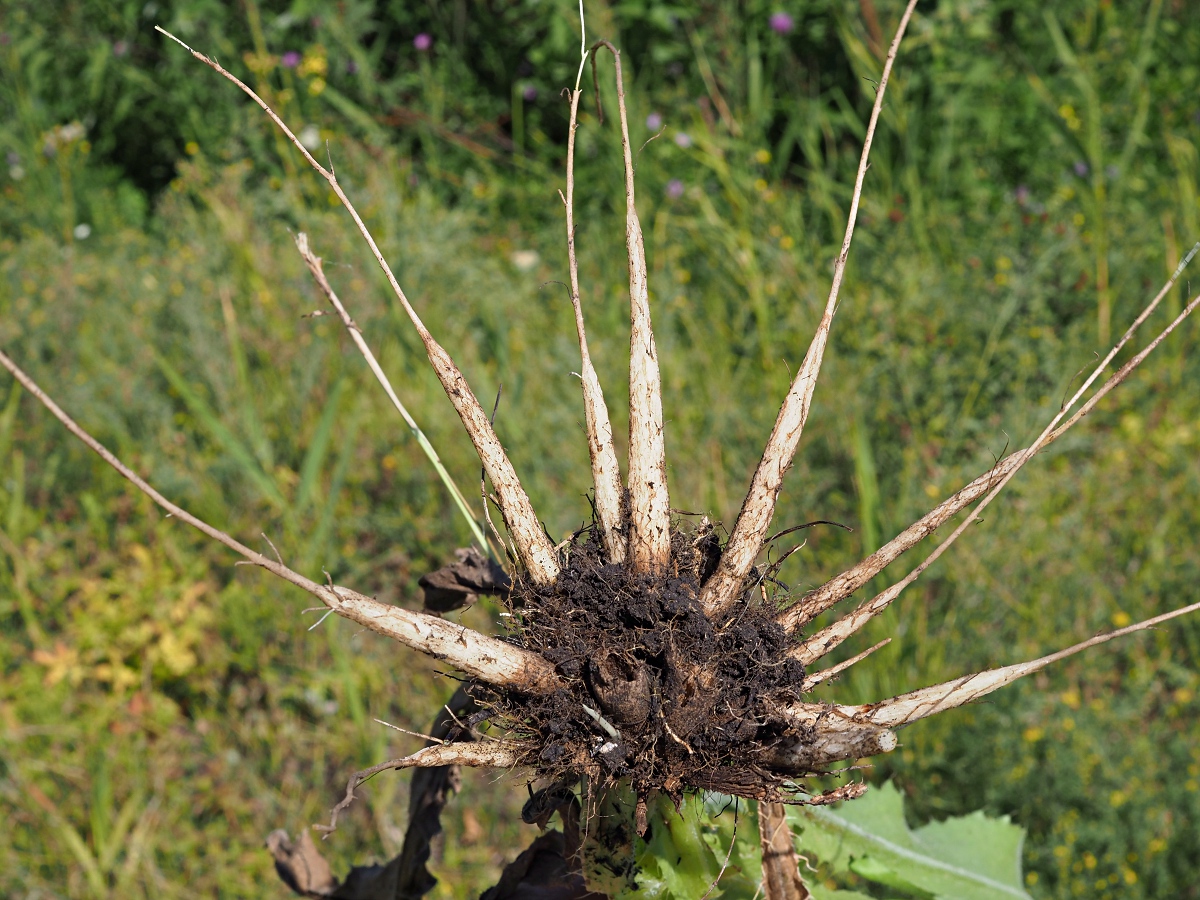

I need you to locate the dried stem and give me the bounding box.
[320,742,524,836]
[800,639,891,690]
[792,287,1200,665]
[783,243,1200,632]
[157,27,560,586]
[699,0,921,616]
[294,232,488,553]
[593,40,671,573]
[762,725,897,773]
[758,802,812,900]
[782,598,1200,730]
[564,47,626,564]
[0,348,560,693]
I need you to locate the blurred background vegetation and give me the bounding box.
[1,0,1199,896]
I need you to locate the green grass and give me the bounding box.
[2,1,1200,897]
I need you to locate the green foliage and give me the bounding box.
[618,785,1027,900]
[791,782,1029,899]
[1,1,1200,897]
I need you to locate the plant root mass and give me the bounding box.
[483,525,815,808]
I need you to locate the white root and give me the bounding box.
[157,27,560,586]
[595,41,671,573]
[698,0,921,616]
[0,348,560,694]
[783,599,1200,731]
[790,288,1200,662]
[564,80,626,564]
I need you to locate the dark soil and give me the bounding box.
[481,524,810,806]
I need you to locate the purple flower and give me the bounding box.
[666,179,685,199]
[113,40,129,58]
[769,12,795,34]
[674,132,692,149]
[281,51,301,68]
[413,33,432,51]
[1073,161,1089,177]
[646,112,663,131]
[346,60,358,74]
[522,85,538,102]
[1015,185,1030,206]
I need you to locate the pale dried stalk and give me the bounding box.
[800,639,891,690]
[594,40,671,573]
[782,598,1200,730]
[761,725,897,773]
[564,79,626,563]
[323,742,525,834]
[793,287,1200,665]
[698,0,921,616]
[758,802,812,900]
[157,27,560,586]
[782,243,1200,632]
[294,232,489,553]
[0,348,560,693]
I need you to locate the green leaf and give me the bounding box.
[789,783,1031,900]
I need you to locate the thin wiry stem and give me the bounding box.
[782,242,1200,632]
[782,598,1200,730]
[792,286,1200,665]
[0,348,560,693]
[157,27,560,586]
[698,0,921,616]
[593,40,671,573]
[294,233,488,554]
[563,38,626,563]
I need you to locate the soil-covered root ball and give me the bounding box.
[478,524,839,806]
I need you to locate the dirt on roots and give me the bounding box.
[478,523,814,807]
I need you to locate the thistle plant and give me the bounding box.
[4,3,1200,897]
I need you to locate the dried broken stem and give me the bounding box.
[784,243,1200,632]
[699,0,921,616]
[783,598,1200,730]
[157,27,560,585]
[800,639,891,690]
[793,286,1200,665]
[295,232,488,554]
[564,54,626,564]
[0,348,560,693]
[320,741,525,836]
[592,39,671,573]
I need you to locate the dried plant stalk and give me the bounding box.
[699,0,921,616]
[156,27,560,586]
[593,41,671,573]
[0,349,557,692]
[782,598,1200,730]
[758,802,812,900]
[294,232,489,553]
[793,287,1200,664]
[564,73,626,564]
[783,243,1199,632]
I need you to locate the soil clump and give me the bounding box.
[484,525,810,804]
